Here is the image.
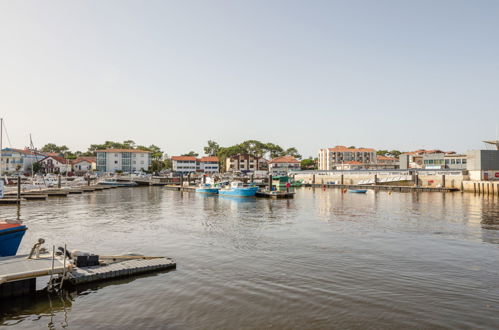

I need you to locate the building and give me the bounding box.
[269,156,300,174]
[198,156,219,173]
[171,156,220,174]
[467,150,499,180]
[400,149,449,169]
[318,146,376,170]
[72,157,96,175]
[40,156,72,174]
[96,149,151,173]
[376,155,399,166]
[171,156,198,174]
[0,148,45,174]
[225,154,267,172]
[422,153,467,170]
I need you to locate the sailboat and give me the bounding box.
[0,118,28,256]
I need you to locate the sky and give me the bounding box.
[0,0,498,157]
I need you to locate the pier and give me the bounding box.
[304,183,459,192]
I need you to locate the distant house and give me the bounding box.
[225,154,267,172]
[269,156,300,174]
[171,156,220,174]
[335,161,364,171]
[0,148,45,174]
[96,149,151,173]
[72,157,96,175]
[40,156,72,174]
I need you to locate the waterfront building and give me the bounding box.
[0,148,45,174]
[198,156,219,173]
[467,150,499,180]
[40,156,72,174]
[72,157,97,175]
[96,149,151,173]
[269,156,300,174]
[376,155,399,166]
[171,156,220,174]
[318,146,376,170]
[400,149,448,169]
[422,153,467,170]
[225,154,267,172]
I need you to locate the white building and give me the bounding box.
[40,156,72,174]
[171,156,219,174]
[0,148,45,174]
[72,157,96,175]
[318,146,376,170]
[96,149,151,173]
[269,156,300,174]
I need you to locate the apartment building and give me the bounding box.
[269,156,300,174]
[225,154,267,172]
[171,156,219,174]
[96,149,151,173]
[318,146,376,170]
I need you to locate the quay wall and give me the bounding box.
[462,181,499,196]
[293,170,468,189]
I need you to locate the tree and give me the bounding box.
[348,146,356,149]
[264,142,284,158]
[301,158,316,170]
[377,150,389,156]
[32,162,42,174]
[284,147,302,160]
[204,140,220,156]
[388,150,402,158]
[182,151,199,157]
[41,143,69,154]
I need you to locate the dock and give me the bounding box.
[0,252,176,298]
[304,183,459,193]
[68,256,176,285]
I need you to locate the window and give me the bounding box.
[115,161,118,164]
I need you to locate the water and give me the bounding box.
[1,187,499,329]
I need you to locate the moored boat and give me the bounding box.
[98,179,138,187]
[195,184,220,194]
[0,223,27,257]
[348,189,368,194]
[219,182,259,197]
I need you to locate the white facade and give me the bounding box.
[318,146,376,170]
[172,156,219,174]
[40,156,72,174]
[96,150,151,173]
[0,148,45,174]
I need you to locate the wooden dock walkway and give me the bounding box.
[304,183,459,193]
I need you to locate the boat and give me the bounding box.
[98,179,138,187]
[219,182,259,197]
[348,189,368,193]
[195,183,220,194]
[0,223,27,257]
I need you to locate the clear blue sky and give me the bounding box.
[1,0,498,157]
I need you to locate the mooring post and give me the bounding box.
[203,175,206,184]
[187,173,191,186]
[180,173,184,187]
[268,174,272,191]
[312,174,316,185]
[374,174,378,186]
[87,176,91,186]
[414,173,419,187]
[58,174,61,188]
[442,175,446,188]
[17,176,21,201]
[340,174,344,185]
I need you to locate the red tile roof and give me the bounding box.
[171,156,197,161]
[199,156,219,162]
[43,156,69,164]
[328,146,375,152]
[96,149,151,153]
[72,157,96,164]
[269,156,300,163]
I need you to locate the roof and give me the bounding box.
[72,157,96,164]
[171,156,197,161]
[199,156,219,162]
[328,146,375,152]
[377,155,398,161]
[95,149,151,153]
[269,156,300,164]
[42,156,69,164]
[1,148,35,155]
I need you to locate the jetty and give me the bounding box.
[0,247,176,298]
[304,183,459,193]
[256,191,295,199]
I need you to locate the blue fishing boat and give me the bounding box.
[348,189,368,194]
[195,184,220,194]
[219,182,259,197]
[0,223,27,257]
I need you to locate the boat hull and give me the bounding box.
[348,189,367,193]
[99,181,138,187]
[0,225,27,257]
[195,188,219,194]
[219,187,259,197]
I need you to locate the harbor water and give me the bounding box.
[1,187,499,329]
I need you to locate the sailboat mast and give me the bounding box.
[0,118,3,178]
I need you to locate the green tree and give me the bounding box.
[388,150,402,157]
[377,150,389,156]
[301,158,316,170]
[41,143,69,154]
[284,147,302,159]
[182,151,199,157]
[32,162,42,174]
[204,140,220,156]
